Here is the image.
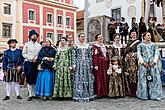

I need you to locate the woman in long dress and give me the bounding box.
[35,38,56,100]
[54,37,72,99]
[137,32,163,100]
[72,33,95,102]
[108,33,125,97]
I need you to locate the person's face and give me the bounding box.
[113,60,118,65]
[45,40,51,47]
[144,32,151,42]
[9,42,16,48]
[142,17,144,22]
[114,35,121,44]
[130,32,137,40]
[60,39,66,46]
[97,35,104,43]
[133,18,136,23]
[31,34,37,42]
[78,34,85,43]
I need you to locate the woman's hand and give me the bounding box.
[94,66,98,71]
[143,62,150,68]
[149,62,156,67]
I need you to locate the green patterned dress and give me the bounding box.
[54,47,72,98]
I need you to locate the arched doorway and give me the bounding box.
[87,19,101,42]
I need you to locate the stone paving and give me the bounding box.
[0,81,165,110]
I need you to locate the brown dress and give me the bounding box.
[108,44,125,97]
[108,65,124,97]
[124,54,138,96]
[124,39,141,97]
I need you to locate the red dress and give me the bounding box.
[92,44,108,97]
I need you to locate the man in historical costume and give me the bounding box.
[137,32,163,100]
[3,38,24,100]
[92,34,109,97]
[108,18,117,43]
[119,17,129,44]
[124,29,141,97]
[22,30,41,101]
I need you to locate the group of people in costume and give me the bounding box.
[2,28,163,102]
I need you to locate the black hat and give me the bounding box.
[129,29,138,35]
[28,30,39,38]
[121,17,125,20]
[7,38,18,44]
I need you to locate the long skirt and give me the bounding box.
[108,74,124,97]
[73,60,95,102]
[137,64,163,100]
[24,61,38,85]
[93,57,108,97]
[35,69,55,96]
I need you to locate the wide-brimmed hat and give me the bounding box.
[7,38,18,44]
[28,30,39,38]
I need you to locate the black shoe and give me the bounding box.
[42,97,48,101]
[17,95,22,99]
[27,97,32,101]
[3,96,10,100]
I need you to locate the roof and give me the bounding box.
[76,10,84,20]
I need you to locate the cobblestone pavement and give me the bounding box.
[0,81,165,110]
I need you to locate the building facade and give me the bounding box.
[0,0,17,50]
[84,0,163,43]
[0,0,77,48]
[17,0,77,46]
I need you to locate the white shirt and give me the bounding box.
[22,41,41,61]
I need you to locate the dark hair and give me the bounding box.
[113,33,121,40]
[110,18,115,22]
[56,40,60,47]
[78,33,85,37]
[60,37,68,41]
[129,29,138,36]
[132,17,136,22]
[140,17,144,22]
[95,34,101,40]
[40,41,43,45]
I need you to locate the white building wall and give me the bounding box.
[86,0,163,29]
[155,6,163,24]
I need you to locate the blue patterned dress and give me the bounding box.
[137,42,163,100]
[72,44,95,102]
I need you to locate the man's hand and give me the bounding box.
[149,62,156,67]
[17,66,22,72]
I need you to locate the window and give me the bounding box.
[47,33,53,40]
[149,3,155,17]
[4,3,11,14]
[57,34,62,41]
[58,16,62,24]
[2,23,12,38]
[112,8,121,22]
[96,0,104,3]
[29,10,35,20]
[47,14,53,23]
[66,17,70,26]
